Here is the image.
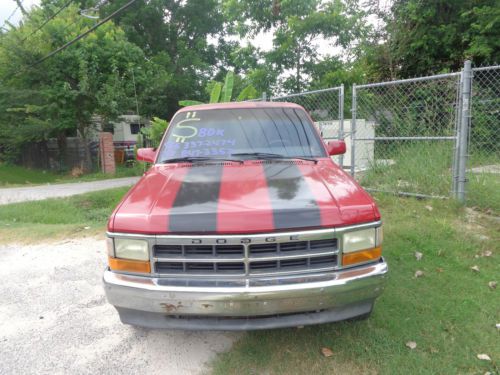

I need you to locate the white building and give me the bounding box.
[315,119,375,172]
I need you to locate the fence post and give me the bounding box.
[339,84,345,168]
[452,71,464,197]
[456,60,472,202]
[350,84,357,176]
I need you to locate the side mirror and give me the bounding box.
[136,148,157,163]
[326,140,346,156]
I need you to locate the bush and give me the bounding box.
[139,117,168,148]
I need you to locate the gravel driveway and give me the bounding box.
[0,177,140,205]
[0,238,239,375]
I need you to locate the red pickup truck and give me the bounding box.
[103,102,387,330]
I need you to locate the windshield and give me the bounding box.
[157,107,326,161]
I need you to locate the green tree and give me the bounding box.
[366,0,500,79]
[139,117,169,148]
[223,0,367,93]
[102,0,228,119]
[217,43,279,97]
[308,57,364,89]
[0,4,165,168]
[179,71,259,106]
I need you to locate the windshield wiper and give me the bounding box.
[231,152,318,163]
[160,156,243,164]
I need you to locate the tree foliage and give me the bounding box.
[140,116,169,148]
[0,3,165,164]
[179,71,259,106]
[223,0,367,93]
[364,0,500,79]
[1,0,498,167]
[101,0,228,119]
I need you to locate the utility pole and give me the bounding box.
[14,0,27,16]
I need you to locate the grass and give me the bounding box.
[0,163,144,187]
[0,187,130,244]
[360,142,500,214]
[467,151,500,214]
[0,186,498,373]
[211,195,500,375]
[0,164,61,185]
[468,172,500,214]
[360,142,454,197]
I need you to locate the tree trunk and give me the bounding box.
[77,123,92,173]
[57,132,68,172]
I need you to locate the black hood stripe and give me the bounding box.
[168,164,224,233]
[263,162,322,230]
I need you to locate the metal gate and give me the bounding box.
[352,72,462,199]
[268,61,500,204]
[468,65,500,209]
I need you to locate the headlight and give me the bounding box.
[342,226,383,266]
[376,226,383,247]
[343,228,377,253]
[114,238,149,261]
[106,237,114,257]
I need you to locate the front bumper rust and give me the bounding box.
[103,258,388,330]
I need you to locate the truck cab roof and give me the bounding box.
[177,101,304,112]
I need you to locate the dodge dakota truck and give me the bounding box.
[103,102,388,330]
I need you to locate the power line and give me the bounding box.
[1,5,20,30]
[58,13,83,35]
[21,0,139,73]
[21,0,74,43]
[80,0,112,19]
[6,5,20,21]
[59,1,112,34]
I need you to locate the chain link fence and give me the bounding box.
[268,62,499,211]
[468,65,500,210]
[353,73,461,198]
[272,87,346,166]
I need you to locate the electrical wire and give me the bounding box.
[17,0,140,74]
[1,5,20,30]
[63,1,112,32]
[20,0,74,43]
[80,0,112,19]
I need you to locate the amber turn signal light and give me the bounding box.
[342,247,382,266]
[108,257,151,273]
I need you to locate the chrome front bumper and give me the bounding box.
[103,258,388,330]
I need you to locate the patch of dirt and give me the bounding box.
[469,164,500,174]
[458,207,500,242]
[0,238,240,374]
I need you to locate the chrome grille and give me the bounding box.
[155,244,245,258]
[155,261,245,275]
[153,231,339,277]
[249,238,336,256]
[249,254,337,274]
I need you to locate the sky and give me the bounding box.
[1,0,390,57]
[0,0,39,29]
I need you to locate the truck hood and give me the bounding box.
[110,160,379,234]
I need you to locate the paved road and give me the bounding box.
[0,177,140,205]
[0,238,239,375]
